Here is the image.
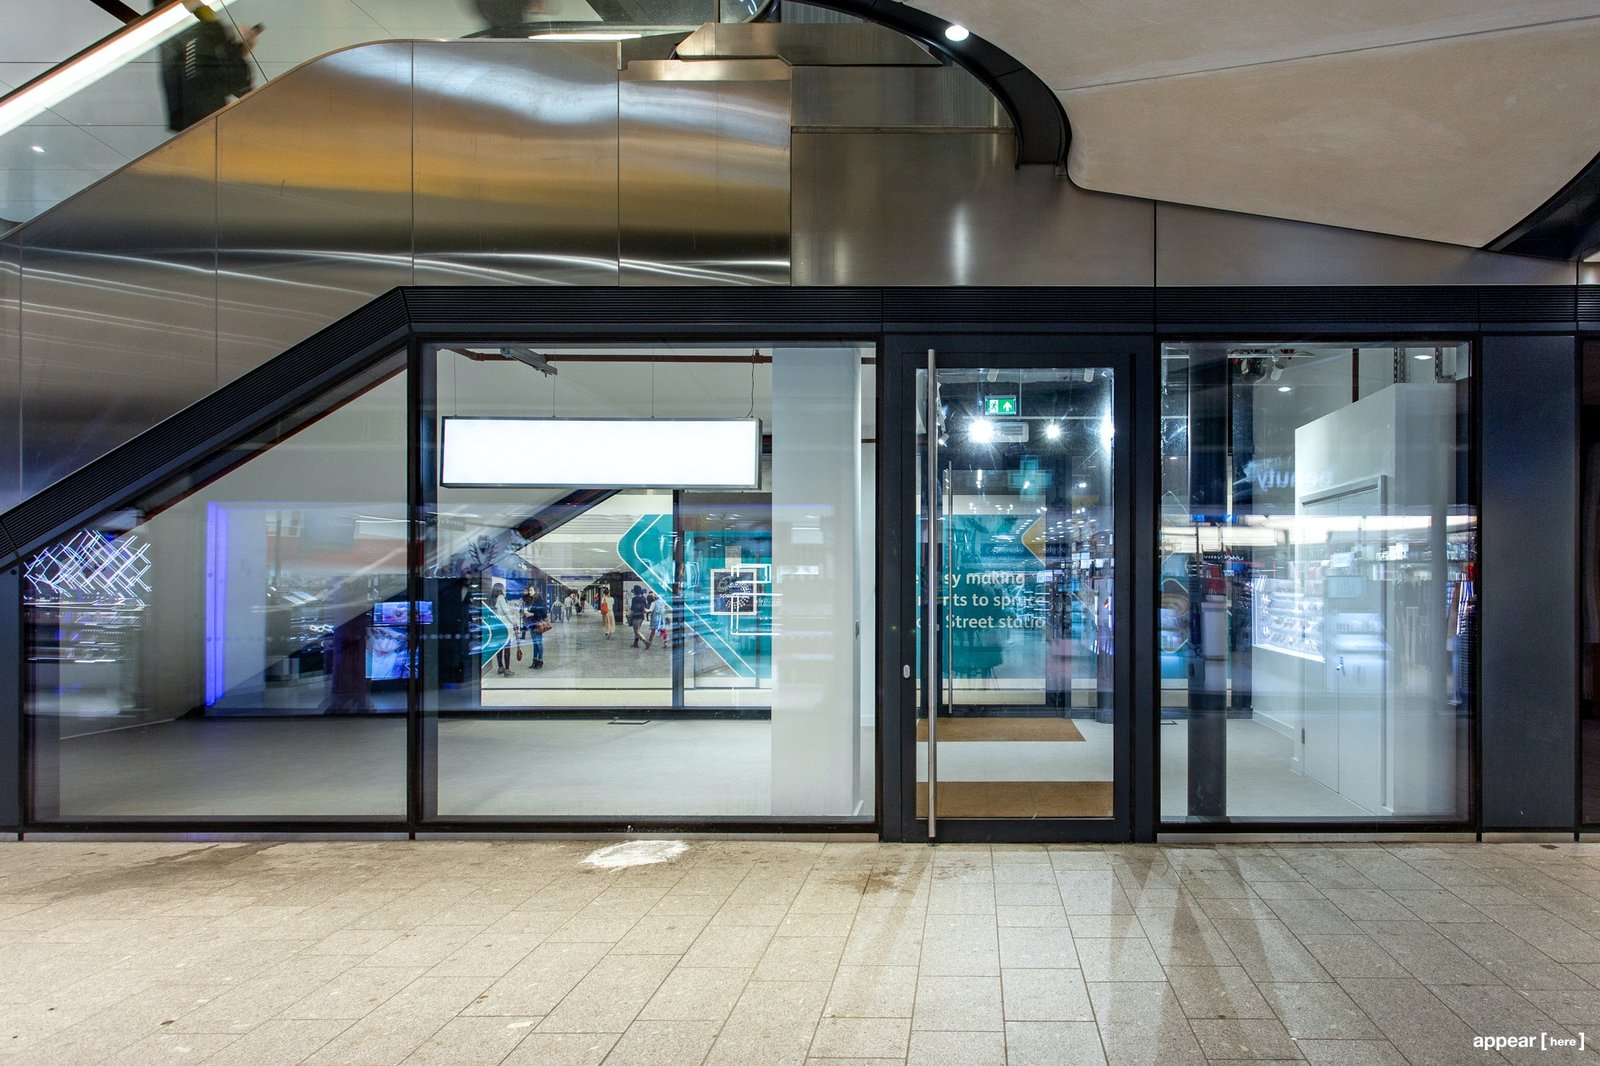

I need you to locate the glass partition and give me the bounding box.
[27,356,409,822]
[1159,341,1475,824]
[422,342,875,822]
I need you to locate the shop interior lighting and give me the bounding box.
[943,23,970,42]
[0,0,235,138]
[1043,422,1062,440]
[1098,413,1114,447]
[968,418,996,444]
[1277,385,1293,393]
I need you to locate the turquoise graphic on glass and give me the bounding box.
[617,514,771,680]
[478,604,511,666]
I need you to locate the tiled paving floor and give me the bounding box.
[1,840,1599,1065]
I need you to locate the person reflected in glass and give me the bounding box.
[628,584,649,647]
[643,592,667,650]
[520,587,548,669]
[157,1,263,132]
[487,583,517,676]
[598,593,615,638]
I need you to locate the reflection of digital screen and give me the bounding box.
[710,567,759,616]
[372,601,433,625]
[366,625,410,680]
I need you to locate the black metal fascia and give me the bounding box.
[1487,146,1600,261]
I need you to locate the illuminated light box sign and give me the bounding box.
[441,417,762,489]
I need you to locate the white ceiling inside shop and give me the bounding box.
[917,0,1600,247]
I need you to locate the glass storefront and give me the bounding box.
[17,329,1488,835]
[27,357,410,822]
[1159,341,1476,824]
[421,343,876,822]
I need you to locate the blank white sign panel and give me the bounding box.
[441,418,762,488]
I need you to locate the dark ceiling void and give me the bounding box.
[1488,147,1600,261]
[785,0,1069,167]
[86,0,140,24]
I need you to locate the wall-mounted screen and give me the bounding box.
[440,418,762,489]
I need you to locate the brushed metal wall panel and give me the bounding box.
[792,66,1008,130]
[793,131,1153,286]
[620,60,790,286]
[17,125,218,499]
[216,43,414,383]
[677,22,938,66]
[414,42,620,287]
[0,239,17,512]
[1157,202,1577,287]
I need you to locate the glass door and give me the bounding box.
[906,348,1131,841]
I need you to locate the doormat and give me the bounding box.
[916,780,1113,818]
[916,717,1085,742]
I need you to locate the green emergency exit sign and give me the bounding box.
[984,395,1019,416]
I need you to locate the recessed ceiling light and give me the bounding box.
[1277,385,1293,393]
[944,24,970,42]
[29,144,44,153]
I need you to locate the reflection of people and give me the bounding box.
[520,588,548,669]
[644,592,667,650]
[628,585,648,647]
[599,595,615,638]
[157,1,262,132]
[487,583,517,676]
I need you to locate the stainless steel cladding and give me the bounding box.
[17,123,219,500]
[620,59,791,286]
[791,65,1009,130]
[794,132,1154,286]
[676,22,938,66]
[1156,202,1577,287]
[215,44,415,382]
[414,42,622,288]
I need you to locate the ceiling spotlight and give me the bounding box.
[968,418,996,444]
[1277,385,1293,393]
[944,23,970,42]
[1044,422,1062,440]
[1414,352,1433,360]
[29,144,44,153]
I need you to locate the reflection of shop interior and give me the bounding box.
[1160,344,1473,820]
[50,716,877,820]
[917,367,1117,819]
[932,371,1115,719]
